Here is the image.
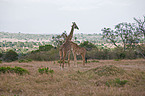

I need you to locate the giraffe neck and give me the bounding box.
[66,26,74,41]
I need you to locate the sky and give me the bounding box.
[0,0,145,34]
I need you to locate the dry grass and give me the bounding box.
[0,59,145,96]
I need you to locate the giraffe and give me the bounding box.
[59,22,79,68]
[70,42,86,66]
[61,32,87,66]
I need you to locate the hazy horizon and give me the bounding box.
[0,0,145,34]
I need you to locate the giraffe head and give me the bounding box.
[72,22,79,30]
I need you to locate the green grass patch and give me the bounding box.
[114,59,121,61]
[91,60,99,63]
[106,78,128,87]
[77,62,82,64]
[0,66,29,75]
[57,60,68,63]
[86,61,91,63]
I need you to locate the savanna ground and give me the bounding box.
[0,59,145,96]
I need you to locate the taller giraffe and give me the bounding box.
[59,22,79,68]
[66,22,79,41]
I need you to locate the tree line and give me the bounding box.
[0,16,144,62]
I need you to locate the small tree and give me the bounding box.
[134,16,145,40]
[102,28,118,47]
[52,31,67,47]
[52,35,63,47]
[102,22,141,51]
[115,22,141,50]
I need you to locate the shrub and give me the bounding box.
[49,69,54,77]
[79,41,97,51]
[31,50,40,54]
[125,49,137,59]
[19,59,32,63]
[19,59,26,63]
[0,66,29,75]
[38,67,45,74]
[39,45,53,51]
[38,67,54,75]
[14,66,29,75]
[24,48,59,61]
[3,50,18,62]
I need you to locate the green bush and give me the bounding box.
[0,60,2,63]
[38,67,45,74]
[19,59,32,63]
[79,41,97,51]
[38,67,54,75]
[0,66,29,75]
[14,66,29,75]
[3,50,18,62]
[39,45,53,51]
[24,48,59,61]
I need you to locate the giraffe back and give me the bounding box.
[71,42,86,55]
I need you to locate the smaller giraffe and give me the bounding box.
[70,42,86,66]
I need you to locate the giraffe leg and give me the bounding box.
[68,51,71,67]
[81,53,85,66]
[73,53,77,67]
[62,51,66,69]
[59,49,62,68]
